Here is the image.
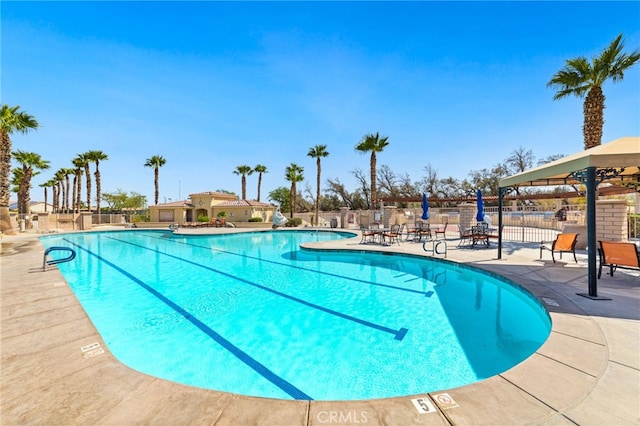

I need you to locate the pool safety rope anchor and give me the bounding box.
[423,239,447,258]
[43,246,76,271]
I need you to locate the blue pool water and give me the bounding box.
[40,229,551,401]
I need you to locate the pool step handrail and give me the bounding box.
[43,246,76,271]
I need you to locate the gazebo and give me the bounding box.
[498,136,640,300]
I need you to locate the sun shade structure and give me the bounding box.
[498,136,640,300]
[500,136,640,188]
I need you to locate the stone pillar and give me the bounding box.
[339,207,349,229]
[37,212,51,232]
[596,199,628,242]
[383,206,397,228]
[458,203,475,232]
[79,212,93,230]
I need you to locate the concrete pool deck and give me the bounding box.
[1,228,638,425]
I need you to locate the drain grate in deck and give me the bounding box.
[81,342,104,358]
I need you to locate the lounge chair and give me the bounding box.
[598,240,640,278]
[540,233,579,263]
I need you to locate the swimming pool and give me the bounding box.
[40,229,551,401]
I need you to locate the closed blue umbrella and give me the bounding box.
[421,193,429,220]
[476,189,485,222]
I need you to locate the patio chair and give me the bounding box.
[597,240,640,278]
[470,225,489,247]
[383,224,402,245]
[360,224,376,244]
[457,224,473,247]
[540,233,579,263]
[434,218,449,240]
[406,221,422,241]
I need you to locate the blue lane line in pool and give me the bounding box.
[107,236,409,341]
[62,238,312,401]
[146,234,434,298]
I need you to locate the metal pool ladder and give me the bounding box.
[423,238,447,258]
[43,246,76,271]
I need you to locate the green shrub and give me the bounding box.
[197,215,209,222]
[285,217,302,227]
[629,213,639,239]
[217,211,227,218]
[132,214,149,223]
[248,217,263,222]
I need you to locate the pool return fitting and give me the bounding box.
[43,247,76,271]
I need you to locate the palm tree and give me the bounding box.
[72,154,88,212]
[61,168,74,213]
[285,163,304,219]
[254,164,268,202]
[547,34,640,149]
[307,145,329,226]
[12,150,50,218]
[233,165,254,200]
[0,105,39,234]
[79,152,92,213]
[355,132,389,209]
[53,170,66,213]
[71,159,83,213]
[40,180,56,212]
[85,150,108,222]
[10,168,23,213]
[144,155,167,205]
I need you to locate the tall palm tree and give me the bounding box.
[10,167,24,213]
[307,144,329,226]
[71,159,82,213]
[79,152,92,213]
[253,164,268,202]
[144,155,167,205]
[52,169,66,213]
[85,150,108,222]
[40,179,56,212]
[285,163,304,219]
[72,154,88,212]
[233,165,254,200]
[547,34,640,149]
[53,170,66,213]
[12,150,50,218]
[0,105,39,234]
[355,132,389,209]
[62,168,74,214]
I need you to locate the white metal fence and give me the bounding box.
[295,205,589,243]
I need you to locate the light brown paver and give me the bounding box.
[2,228,639,425]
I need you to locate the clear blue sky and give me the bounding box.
[3,1,639,205]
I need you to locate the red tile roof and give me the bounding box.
[216,200,275,207]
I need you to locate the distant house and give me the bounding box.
[9,200,54,213]
[148,191,277,224]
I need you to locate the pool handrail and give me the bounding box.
[43,246,76,271]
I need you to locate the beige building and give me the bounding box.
[149,191,277,225]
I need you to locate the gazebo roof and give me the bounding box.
[499,136,640,188]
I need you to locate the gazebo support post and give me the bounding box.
[577,166,611,300]
[497,187,505,260]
